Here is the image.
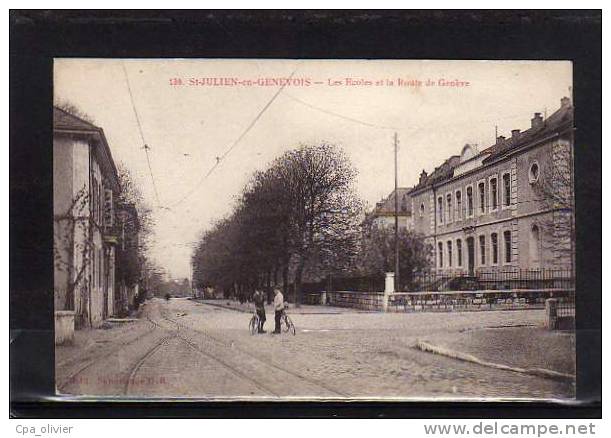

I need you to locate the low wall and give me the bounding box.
[55,310,75,345]
[326,291,385,311]
[388,289,575,313]
[303,288,575,313]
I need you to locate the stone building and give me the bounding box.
[115,203,140,315]
[53,107,120,328]
[368,187,414,231]
[410,97,574,276]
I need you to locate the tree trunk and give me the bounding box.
[294,259,305,308]
[282,263,289,299]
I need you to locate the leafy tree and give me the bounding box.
[358,227,433,291]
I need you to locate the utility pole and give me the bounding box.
[394,132,400,291]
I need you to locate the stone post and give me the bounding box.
[55,310,75,345]
[545,298,558,330]
[320,291,327,306]
[383,272,395,312]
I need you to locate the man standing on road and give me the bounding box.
[253,289,266,333]
[273,287,284,334]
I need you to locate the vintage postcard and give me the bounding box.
[53,59,575,400]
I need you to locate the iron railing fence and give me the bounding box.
[407,268,574,292]
[557,293,576,318]
[300,274,385,295]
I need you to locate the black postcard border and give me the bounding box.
[9,10,602,418]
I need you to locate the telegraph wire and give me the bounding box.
[121,61,162,207]
[284,92,398,131]
[168,63,301,209]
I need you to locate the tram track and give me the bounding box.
[159,306,347,397]
[56,316,159,393]
[124,303,279,397]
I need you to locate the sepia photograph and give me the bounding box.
[52,58,576,401]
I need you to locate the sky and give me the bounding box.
[54,59,572,279]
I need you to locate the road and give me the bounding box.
[55,298,575,399]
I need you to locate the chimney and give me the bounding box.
[511,129,520,140]
[531,112,544,129]
[496,135,506,145]
[561,96,571,108]
[419,169,428,184]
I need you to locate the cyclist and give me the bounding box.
[273,287,284,334]
[253,288,266,333]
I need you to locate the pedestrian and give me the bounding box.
[273,287,285,334]
[253,288,266,333]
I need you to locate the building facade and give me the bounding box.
[410,97,574,276]
[369,187,414,231]
[115,203,140,315]
[53,107,121,328]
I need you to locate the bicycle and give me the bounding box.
[280,309,296,336]
[249,311,260,335]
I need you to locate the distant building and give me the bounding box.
[53,107,121,328]
[368,187,414,231]
[410,97,574,276]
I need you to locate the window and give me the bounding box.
[529,225,541,266]
[91,179,98,222]
[466,186,474,217]
[98,183,103,225]
[456,239,463,267]
[529,161,540,184]
[91,250,96,287]
[437,196,443,224]
[455,190,462,220]
[504,231,512,263]
[438,242,444,268]
[479,235,486,265]
[446,194,453,223]
[503,173,511,207]
[98,248,102,288]
[491,232,498,264]
[478,181,486,214]
[490,177,498,210]
[419,203,425,218]
[447,241,453,267]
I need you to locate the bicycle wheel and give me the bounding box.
[285,315,296,336]
[249,315,258,335]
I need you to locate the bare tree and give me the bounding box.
[191,142,362,306]
[54,98,96,124]
[53,186,92,321]
[532,139,575,271]
[272,143,361,305]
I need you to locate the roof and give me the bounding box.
[53,107,120,192]
[482,100,573,164]
[53,107,100,132]
[412,155,461,192]
[372,187,413,216]
[411,98,573,192]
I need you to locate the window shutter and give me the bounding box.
[104,189,114,230]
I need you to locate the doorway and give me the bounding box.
[466,236,475,276]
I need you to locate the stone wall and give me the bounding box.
[326,291,385,311]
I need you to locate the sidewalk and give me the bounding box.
[417,325,575,378]
[195,298,371,314]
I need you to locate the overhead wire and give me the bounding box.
[121,61,162,207]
